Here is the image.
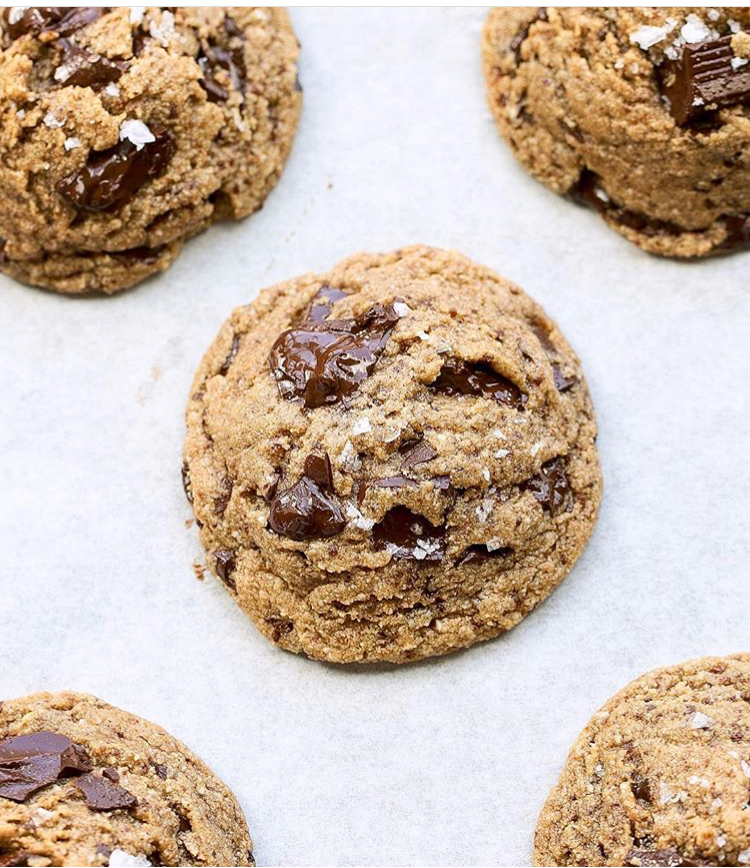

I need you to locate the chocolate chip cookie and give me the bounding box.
[0,691,254,867]
[184,245,601,664]
[0,7,301,294]
[535,654,750,867]
[482,8,750,258]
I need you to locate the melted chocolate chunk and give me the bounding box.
[269,304,399,408]
[268,455,345,540]
[0,731,92,802]
[54,39,128,89]
[371,476,418,490]
[457,544,512,566]
[523,458,573,516]
[625,850,700,867]
[58,128,175,213]
[75,772,137,811]
[399,438,438,470]
[3,7,103,41]
[373,506,445,562]
[214,549,236,590]
[431,359,526,409]
[306,286,348,323]
[181,462,193,504]
[659,35,750,126]
[219,334,240,375]
[510,7,547,60]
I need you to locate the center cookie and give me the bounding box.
[183,245,602,663]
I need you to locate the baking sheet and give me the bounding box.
[1,7,749,866]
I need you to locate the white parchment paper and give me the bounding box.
[1,8,749,866]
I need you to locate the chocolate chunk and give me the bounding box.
[101,767,119,782]
[431,359,527,409]
[373,506,445,562]
[75,772,137,811]
[214,549,236,590]
[399,438,438,470]
[269,303,399,408]
[153,763,168,780]
[0,239,6,267]
[302,453,335,491]
[181,462,193,504]
[631,775,652,804]
[371,476,418,490]
[198,44,246,103]
[510,7,547,60]
[552,364,577,392]
[457,544,512,566]
[523,458,573,516]
[219,334,240,375]
[0,731,92,802]
[58,127,175,213]
[213,476,233,516]
[268,455,345,540]
[294,73,303,93]
[3,7,104,41]
[625,850,699,867]
[54,39,128,89]
[306,286,348,323]
[269,617,293,642]
[659,36,750,126]
[530,323,556,354]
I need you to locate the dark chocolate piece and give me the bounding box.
[219,334,240,375]
[399,438,438,470]
[269,304,399,408]
[0,731,92,802]
[268,455,345,540]
[75,772,137,811]
[659,35,750,126]
[522,458,573,516]
[3,7,104,41]
[510,7,547,61]
[430,359,526,409]
[631,775,652,804]
[457,544,512,566]
[198,44,246,103]
[214,549,237,590]
[373,506,445,561]
[54,39,128,89]
[58,127,174,212]
[371,476,418,490]
[552,364,577,392]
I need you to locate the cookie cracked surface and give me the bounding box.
[534,654,750,867]
[184,245,601,664]
[0,6,301,294]
[0,691,254,867]
[482,7,750,258]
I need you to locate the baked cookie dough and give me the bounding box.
[534,654,750,867]
[0,7,301,294]
[184,245,601,664]
[482,8,750,258]
[0,691,254,867]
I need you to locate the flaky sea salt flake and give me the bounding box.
[681,14,712,44]
[119,119,155,150]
